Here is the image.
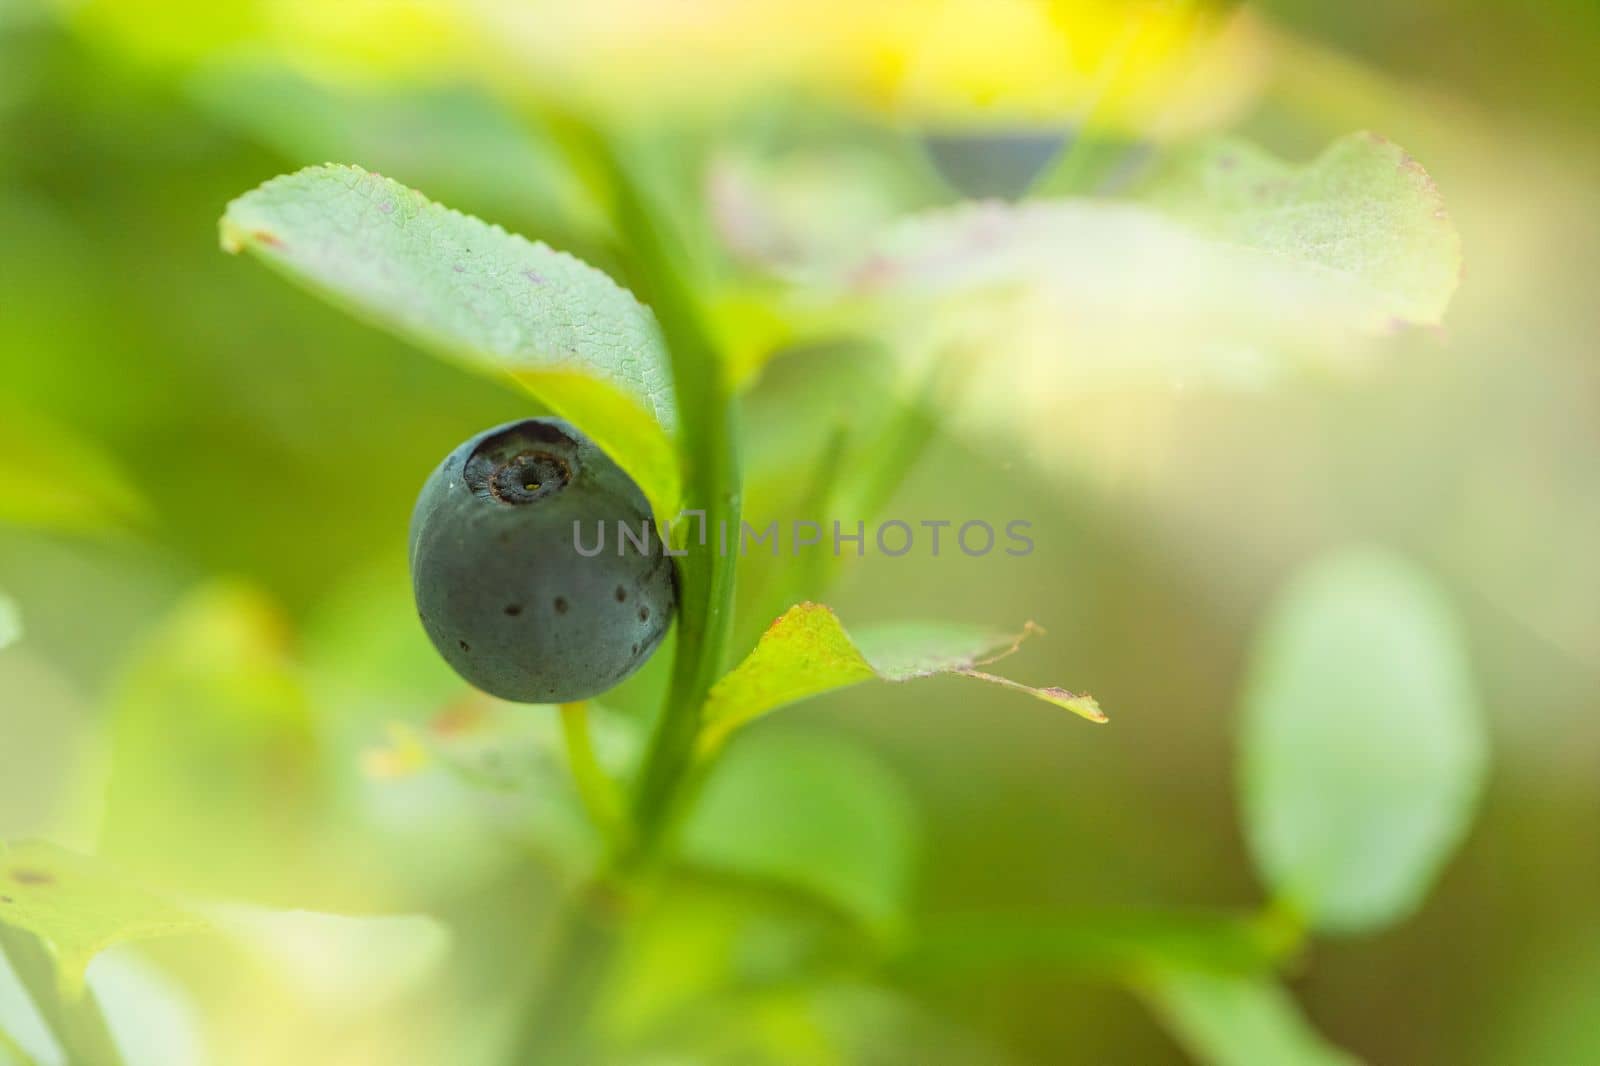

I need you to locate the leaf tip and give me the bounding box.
[1046,688,1109,723]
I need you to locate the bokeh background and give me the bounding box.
[2,0,1598,1063]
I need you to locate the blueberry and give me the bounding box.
[409,418,676,703]
[922,128,1070,200]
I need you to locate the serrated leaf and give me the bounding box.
[700,603,1103,751]
[1141,131,1460,326]
[0,841,205,998]
[1142,970,1361,1066]
[680,731,918,935]
[1240,548,1486,934]
[220,164,680,518]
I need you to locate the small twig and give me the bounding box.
[557,702,630,852]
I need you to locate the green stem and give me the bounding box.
[505,878,625,1066]
[585,135,742,862]
[505,117,741,1066]
[557,702,630,853]
[0,928,124,1066]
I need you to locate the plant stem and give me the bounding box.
[586,134,742,862]
[557,702,630,852]
[505,876,626,1066]
[0,928,124,1066]
[505,118,741,1065]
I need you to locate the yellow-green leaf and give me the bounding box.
[0,841,205,999]
[0,404,149,536]
[1142,970,1361,1066]
[700,603,1103,752]
[220,164,680,519]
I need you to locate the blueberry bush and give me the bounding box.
[10,2,1584,1063]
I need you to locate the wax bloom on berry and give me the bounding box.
[409,418,676,703]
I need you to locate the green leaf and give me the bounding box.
[1140,132,1460,327]
[0,841,205,998]
[1240,548,1487,934]
[1142,970,1361,1066]
[96,583,354,908]
[0,650,94,844]
[193,66,605,248]
[206,906,451,1013]
[220,164,680,518]
[302,559,637,893]
[896,909,1289,985]
[680,731,919,935]
[1494,931,1600,1065]
[0,403,149,536]
[842,133,1461,391]
[701,603,1103,752]
[598,871,872,1054]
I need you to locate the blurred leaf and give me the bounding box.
[303,559,647,896]
[842,133,1461,393]
[681,731,919,935]
[190,66,604,248]
[0,594,18,651]
[611,967,1015,1066]
[0,841,204,999]
[87,949,206,1066]
[601,872,870,1058]
[65,0,472,79]
[96,584,347,908]
[707,143,933,281]
[1240,548,1487,934]
[0,403,148,535]
[0,1023,41,1066]
[480,0,1265,138]
[220,164,681,518]
[205,906,450,1015]
[1140,131,1461,327]
[1495,932,1600,1065]
[701,603,1103,751]
[395,696,642,876]
[896,909,1288,984]
[1142,970,1360,1066]
[0,652,95,843]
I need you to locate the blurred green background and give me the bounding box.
[1,0,1597,1063]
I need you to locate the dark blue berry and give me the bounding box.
[409,418,675,703]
